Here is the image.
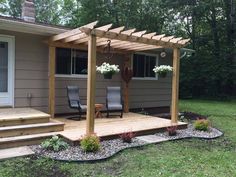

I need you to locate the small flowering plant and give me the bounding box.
[96,62,120,79]
[153,65,173,78]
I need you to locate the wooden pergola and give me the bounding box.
[48,21,190,135]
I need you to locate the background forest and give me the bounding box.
[0,0,235,99]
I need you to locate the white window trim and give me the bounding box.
[55,74,87,79]
[131,52,159,80]
[55,48,88,78]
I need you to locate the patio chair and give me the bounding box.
[67,86,87,120]
[106,86,123,118]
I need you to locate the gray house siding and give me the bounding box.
[0,30,172,114]
[0,30,49,112]
[129,52,173,109]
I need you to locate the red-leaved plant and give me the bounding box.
[119,131,136,143]
[166,125,178,136]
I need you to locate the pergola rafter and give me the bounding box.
[48,21,190,135]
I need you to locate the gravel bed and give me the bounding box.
[30,124,223,162]
[30,138,146,161]
[156,124,223,140]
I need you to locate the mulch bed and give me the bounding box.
[30,139,146,162]
[157,124,223,140]
[30,124,223,162]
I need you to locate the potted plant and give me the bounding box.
[96,62,120,79]
[153,65,173,78]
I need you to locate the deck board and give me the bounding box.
[56,112,187,142]
[0,108,50,120]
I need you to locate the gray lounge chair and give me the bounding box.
[106,86,123,118]
[67,86,87,120]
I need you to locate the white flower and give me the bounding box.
[153,65,173,74]
[96,62,120,75]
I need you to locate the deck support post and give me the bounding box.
[49,46,56,118]
[171,48,180,123]
[86,33,97,135]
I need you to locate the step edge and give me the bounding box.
[0,116,50,122]
[0,132,62,143]
[0,122,64,131]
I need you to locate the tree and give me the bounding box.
[34,0,63,25]
[0,0,22,17]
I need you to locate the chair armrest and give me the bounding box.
[77,100,83,110]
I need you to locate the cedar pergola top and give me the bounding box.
[50,21,190,52]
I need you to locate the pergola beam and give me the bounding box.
[111,41,148,48]
[170,37,182,43]
[125,45,162,51]
[111,43,159,51]
[51,21,98,41]
[152,34,165,40]
[131,30,147,37]
[96,24,113,31]
[178,39,191,45]
[80,27,185,48]
[63,33,88,43]
[142,32,157,39]
[109,26,125,33]
[161,36,175,42]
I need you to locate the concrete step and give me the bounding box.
[0,146,35,160]
[0,132,59,149]
[0,120,64,138]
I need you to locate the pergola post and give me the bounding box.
[49,46,55,118]
[171,48,180,123]
[86,33,97,135]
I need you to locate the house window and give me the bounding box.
[56,48,88,76]
[132,53,157,79]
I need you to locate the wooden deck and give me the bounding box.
[0,108,187,147]
[55,112,187,143]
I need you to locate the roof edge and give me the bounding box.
[0,15,70,36]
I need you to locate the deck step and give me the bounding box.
[0,116,50,127]
[0,120,64,138]
[0,108,50,127]
[0,132,58,149]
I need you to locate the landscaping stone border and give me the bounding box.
[30,125,223,163]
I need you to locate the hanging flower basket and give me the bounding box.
[103,72,113,79]
[159,72,168,78]
[153,65,173,78]
[96,62,120,79]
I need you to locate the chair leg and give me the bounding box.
[120,110,123,118]
[107,110,109,118]
[78,110,82,119]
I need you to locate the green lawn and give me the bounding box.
[0,100,235,177]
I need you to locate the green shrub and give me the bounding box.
[194,119,210,131]
[41,135,68,152]
[80,134,100,152]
